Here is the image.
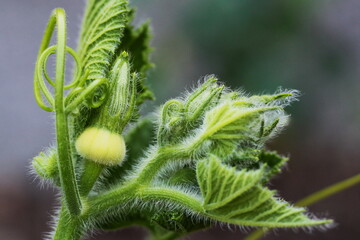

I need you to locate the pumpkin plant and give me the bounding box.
[31,1,359,239]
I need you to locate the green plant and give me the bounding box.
[31,1,359,240]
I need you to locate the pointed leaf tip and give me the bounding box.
[196,155,331,228]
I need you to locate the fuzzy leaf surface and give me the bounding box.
[196,156,331,228]
[78,0,130,79]
[201,102,277,157]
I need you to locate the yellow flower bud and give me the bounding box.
[75,127,126,166]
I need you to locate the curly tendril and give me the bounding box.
[33,8,83,216]
[65,78,108,113]
[34,44,109,113]
[35,45,80,111]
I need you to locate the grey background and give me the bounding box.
[0,0,359,239]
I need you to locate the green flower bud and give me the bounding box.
[94,51,137,134]
[157,76,224,145]
[32,148,60,184]
[184,76,224,122]
[75,52,136,165]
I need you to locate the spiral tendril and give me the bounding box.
[34,45,81,111]
[161,100,183,124]
[34,43,108,113]
[65,78,108,114]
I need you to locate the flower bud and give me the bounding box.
[94,51,136,134]
[32,148,59,182]
[157,77,224,146]
[75,52,135,165]
[184,76,223,121]
[75,127,126,166]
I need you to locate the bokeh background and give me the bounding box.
[0,0,359,239]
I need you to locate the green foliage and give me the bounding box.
[78,0,129,80]
[32,148,60,185]
[258,150,289,181]
[197,156,327,227]
[120,18,155,105]
[72,0,154,137]
[157,76,223,146]
[30,1,340,240]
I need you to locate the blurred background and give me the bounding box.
[0,0,359,239]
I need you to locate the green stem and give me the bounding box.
[245,173,360,240]
[139,187,203,212]
[80,160,104,196]
[84,144,198,216]
[84,183,136,218]
[134,146,190,185]
[53,206,83,240]
[86,185,203,220]
[81,145,201,218]
[294,173,360,207]
[53,8,82,216]
[35,8,82,215]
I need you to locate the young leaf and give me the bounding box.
[228,149,288,182]
[200,102,279,158]
[71,0,131,139]
[78,0,130,80]
[196,155,331,228]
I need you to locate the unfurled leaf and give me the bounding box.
[201,102,279,157]
[196,155,331,227]
[71,0,131,138]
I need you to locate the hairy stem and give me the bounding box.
[295,173,360,207]
[35,8,82,216]
[84,183,136,219]
[85,185,203,221]
[52,8,82,216]
[134,146,190,185]
[53,206,83,240]
[139,187,203,212]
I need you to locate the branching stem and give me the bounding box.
[53,206,82,240]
